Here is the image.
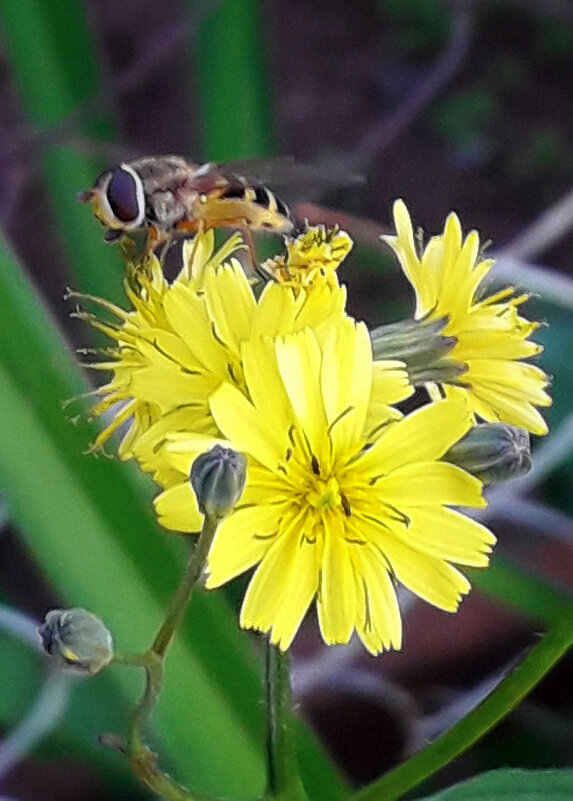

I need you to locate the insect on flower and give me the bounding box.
[78,155,297,264]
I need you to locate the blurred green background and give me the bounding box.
[0,1,572,799]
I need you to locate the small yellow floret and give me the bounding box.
[262,224,352,293]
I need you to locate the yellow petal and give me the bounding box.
[370,360,413,406]
[381,201,423,309]
[375,535,471,611]
[252,283,300,337]
[317,513,357,646]
[399,507,495,567]
[181,229,216,283]
[241,336,293,435]
[240,513,318,649]
[203,262,256,351]
[453,330,542,360]
[269,534,320,651]
[163,285,228,375]
[206,504,283,587]
[154,482,202,533]
[276,329,327,455]
[132,409,216,476]
[296,284,347,331]
[375,461,485,508]
[351,543,402,654]
[467,360,551,405]
[320,320,372,456]
[465,385,549,436]
[210,382,288,472]
[357,398,472,476]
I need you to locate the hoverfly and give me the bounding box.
[78,155,297,264]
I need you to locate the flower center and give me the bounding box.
[307,476,342,511]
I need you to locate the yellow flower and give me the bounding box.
[152,319,494,654]
[84,230,346,458]
[382,200,551,435]
[261,224,352,293]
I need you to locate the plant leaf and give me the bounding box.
[416,768,573,800]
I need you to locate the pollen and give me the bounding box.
[306,476,343,511]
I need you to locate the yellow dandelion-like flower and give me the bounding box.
[151,319,495,654]
[382,200,552,435]
[261,224,352,293]
[84,230,347,458]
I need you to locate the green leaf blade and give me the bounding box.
[417,768,573,800]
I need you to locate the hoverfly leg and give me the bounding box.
[234,221,258,275]
[255,259,279,284]
[145,225,160,254]
[157,235,175,266]
[175,219,203,281]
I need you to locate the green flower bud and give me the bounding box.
[38,608,114,675]
[444,423,532,484]
[190,445,247,519]
[370,317,465,386]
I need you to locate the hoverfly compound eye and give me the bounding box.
[104,164,145,228]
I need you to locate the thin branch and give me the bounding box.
[0,669,72,781]
[491,255,573,312]
[501,185,573,261]
[481,496,573,543]
[0,605,41,651]
[417,658,517,742]
[347,2,474,170]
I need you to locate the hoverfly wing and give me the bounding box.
[215,155,364,194]
[218,155,296,183]
[185,161,235,195]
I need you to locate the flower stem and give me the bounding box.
[126,514,220,801]
[352,612,573,801]
[152,515,219,658]
[265,643,307,801]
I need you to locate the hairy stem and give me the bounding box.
[126,514,220,801]
[265,644,307,801]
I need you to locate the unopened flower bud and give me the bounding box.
[190,445,247,519]
[444,423,532,484]
[370,317,464,386]
[38,608,114,675]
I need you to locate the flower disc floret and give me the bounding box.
[151,319,495,654]
[262,224,352,292]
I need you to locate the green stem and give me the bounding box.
[152,515,219,658]
[352,613,573,801]
[127,514,220,801]
[265,644,307,801]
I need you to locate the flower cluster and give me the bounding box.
[82,206,551,654]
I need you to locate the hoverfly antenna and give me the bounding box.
[77,189,96,203]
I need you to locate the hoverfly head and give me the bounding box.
[78,163,146,233]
